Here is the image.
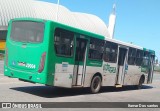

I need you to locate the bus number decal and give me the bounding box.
[26,63,36,69]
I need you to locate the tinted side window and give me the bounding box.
[89,38,104,60]
[135,50,143,66]
[54,28,74,56]
[104,41,118,63]
[128,48,136,65]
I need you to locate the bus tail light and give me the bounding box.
[38,52,46,73]
[5,48,8,66]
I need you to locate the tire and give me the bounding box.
[136,76,144,89]
[90,76,102,93]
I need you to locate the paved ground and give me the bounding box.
[0,60,160,111]
[0,60,4,74]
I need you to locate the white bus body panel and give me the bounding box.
[83,62,118,87]
[53,61,150,88]
[123,65,148,85]
[84,66,103,87]
[124,65,141,85]
[54,63,74,88]
[102,62,117,86]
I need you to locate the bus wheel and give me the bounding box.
[136,76,144,89]
[90,76,101,93]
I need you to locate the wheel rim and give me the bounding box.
[93,78,100,90]
[92,77,101,91]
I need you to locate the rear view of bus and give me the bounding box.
[4,19,49,85]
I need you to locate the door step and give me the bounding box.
[115,84,122,88]
[72,85,83,88]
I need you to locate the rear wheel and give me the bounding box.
[90,76,101,93]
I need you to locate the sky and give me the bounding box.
[40,0,160,60]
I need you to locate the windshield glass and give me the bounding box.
[10,21,44,43]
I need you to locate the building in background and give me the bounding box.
[0,0,118,53]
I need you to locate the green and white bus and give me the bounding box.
[4,18,155,93]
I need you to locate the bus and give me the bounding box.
[0,30,7,54]
[4,18,155,93]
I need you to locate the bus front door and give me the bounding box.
[72,38,88,86]
[116,47,128,85]
[148,55,155,83]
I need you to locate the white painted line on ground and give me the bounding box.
[0,82,23,85]
[0,77,9,79]
[0,78,17,80]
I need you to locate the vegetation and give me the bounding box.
[0,54,4,60]
[154,66,160,72]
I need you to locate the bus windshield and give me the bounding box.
[10,21,44,43]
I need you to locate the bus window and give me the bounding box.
[89,38,104,60]
[104,41,118,63]
[128,48,136,65]
[54,28,74,56]
[142,51,149,66]
[0,30,7,40]
[10,21,44,43]
[36,32,43,42]
[135,50,143,66]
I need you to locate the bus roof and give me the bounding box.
[105,37,155,55]
[105,37,143,50]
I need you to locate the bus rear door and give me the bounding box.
[147,54,155,83]
[116,46,128,85]
[72,36,88,86]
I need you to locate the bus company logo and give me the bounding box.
[2,103,11,108]
[18,61,26,67]
[62,62,68,71]
[103,64,116,73]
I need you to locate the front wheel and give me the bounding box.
[90,76,102,93]
[136,76,144,89]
